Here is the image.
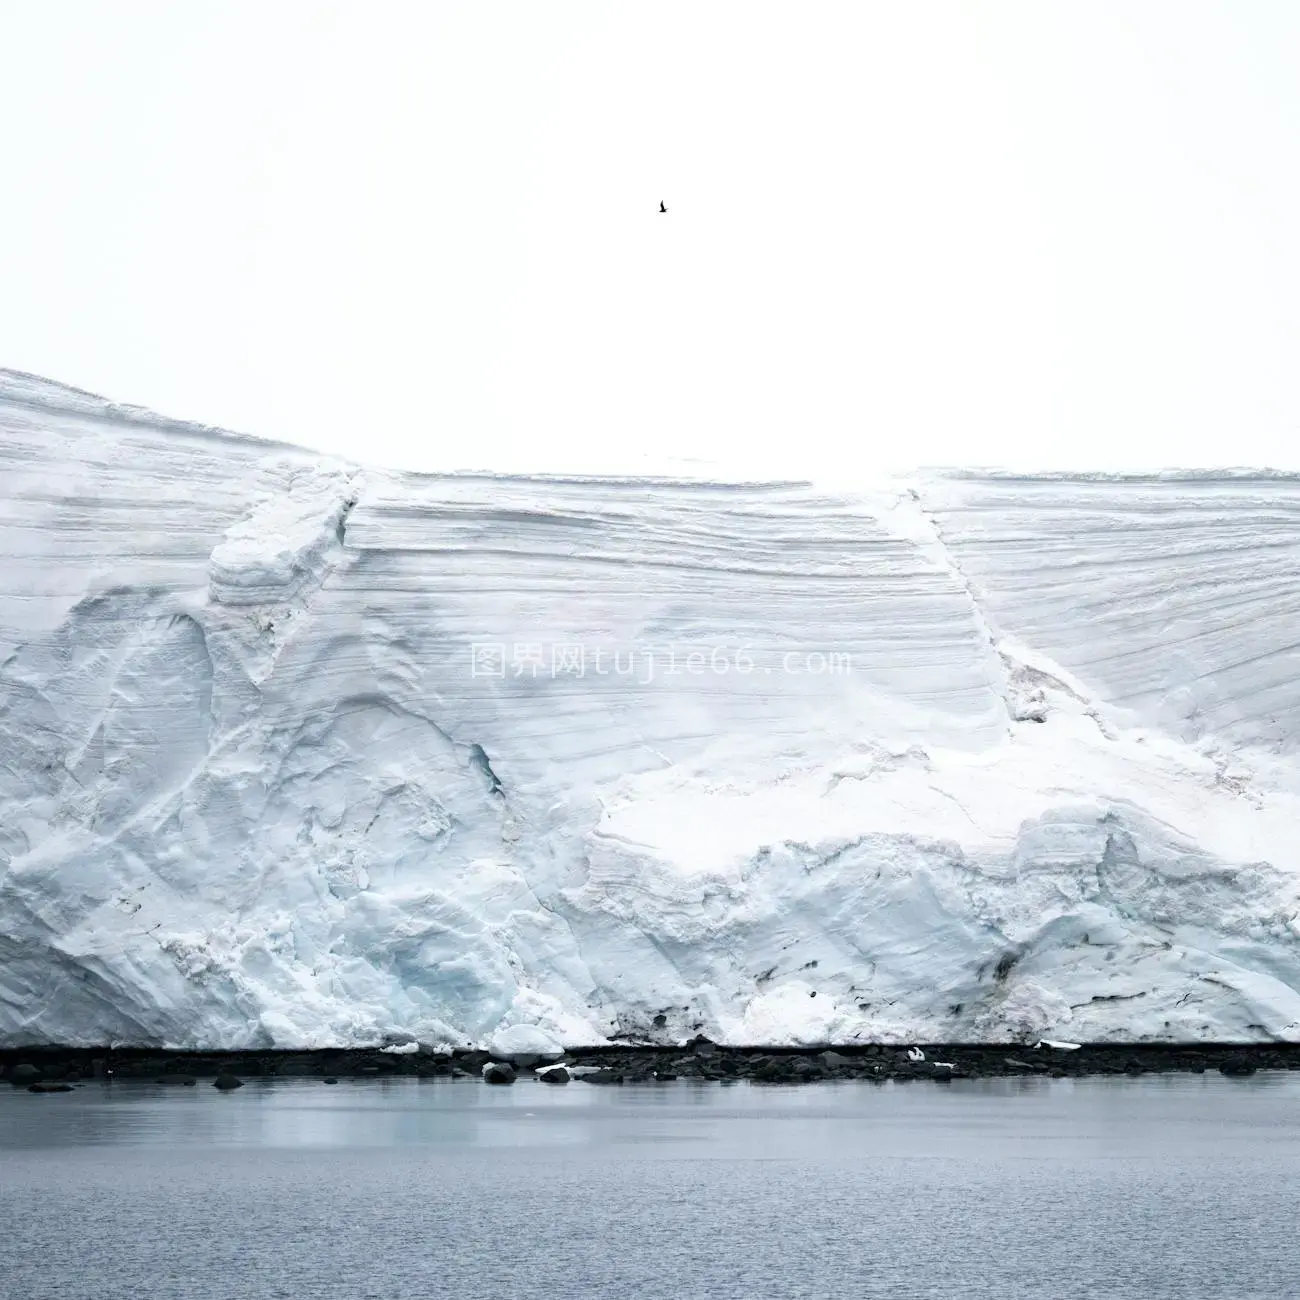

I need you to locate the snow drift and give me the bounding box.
[3,370,1300,1049]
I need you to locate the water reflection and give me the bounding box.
[4,1073,1300,1161]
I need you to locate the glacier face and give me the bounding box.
[2,370,1300,1048]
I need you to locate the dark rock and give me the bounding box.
[653,1072,678,1082]
[0,1041,1282,1094]
[1219,1059,1258,1077]
[581,1069,625,1085]
[323,1077,339,1085]
[482,1061,516,1085]
[536,1065,570,1084]
[268,1056,316,1077]
[213,1073,244,1090]
[28,1082,74,1093]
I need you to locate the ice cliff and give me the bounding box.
[3,369,1300,1049]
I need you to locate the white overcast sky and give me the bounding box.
[2,2,1300,480]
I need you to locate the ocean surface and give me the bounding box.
[2,1073,1299,1300]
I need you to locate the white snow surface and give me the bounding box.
[3,370,1300,1048]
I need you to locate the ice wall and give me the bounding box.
[2,370,1299,1047]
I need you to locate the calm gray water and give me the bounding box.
[3,1074,1299,1300]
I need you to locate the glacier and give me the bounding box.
[3,369,1300,1050]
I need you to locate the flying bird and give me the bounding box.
[659,201,667,213]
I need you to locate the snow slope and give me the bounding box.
[3,370,1300,1048]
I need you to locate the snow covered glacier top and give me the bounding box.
[3,369,1300,1049]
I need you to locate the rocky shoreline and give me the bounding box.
[5,1041,1300,1089]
